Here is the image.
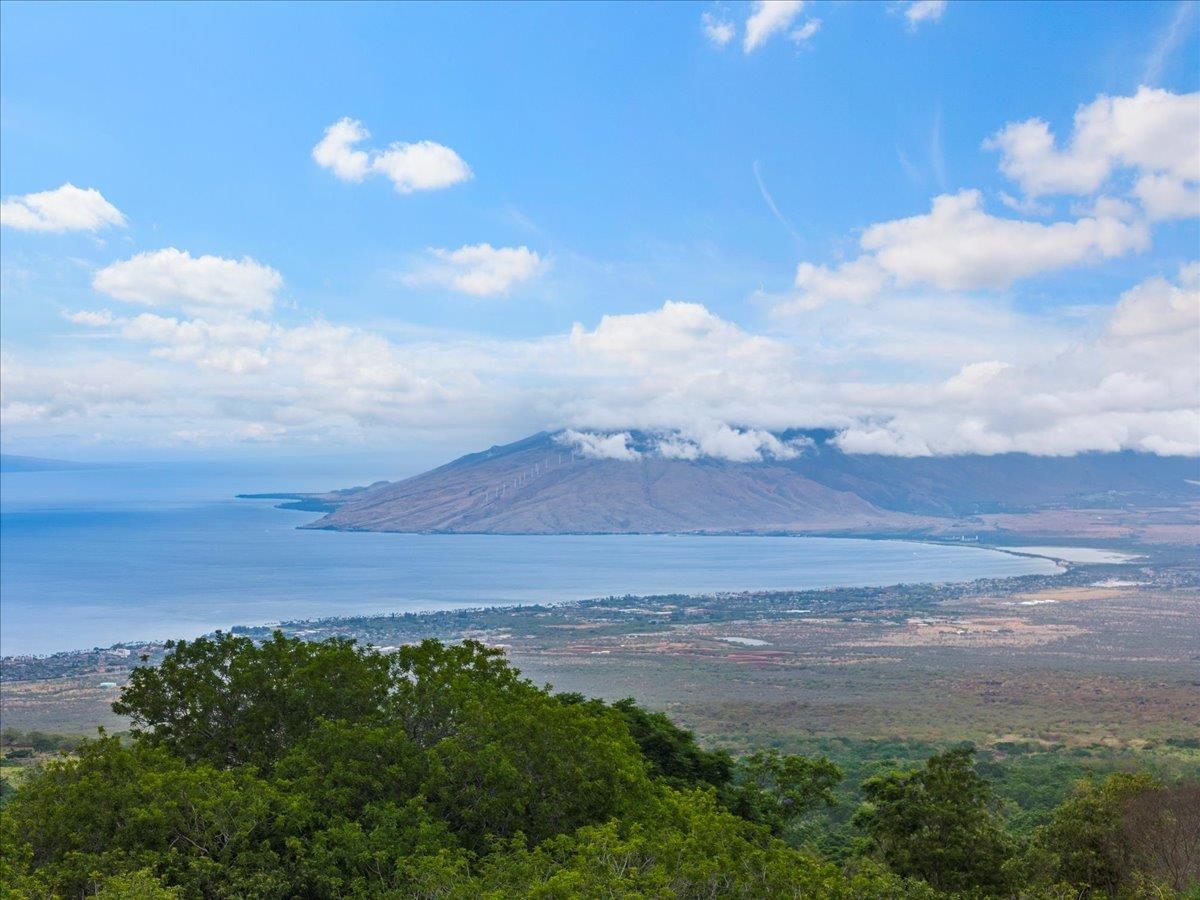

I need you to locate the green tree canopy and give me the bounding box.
[1035,771,1200,895]
[112,631,392,768]
[608,696,734,792]
[854,746,1014,894]
[5,633,1190,899]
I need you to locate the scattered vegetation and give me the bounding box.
[1,633,1196,898]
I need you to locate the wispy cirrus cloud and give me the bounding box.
[1143,0,1197,86]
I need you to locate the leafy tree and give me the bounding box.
[727,748,842,835]
[854,746,1014,893]
[1037,771,1155,895]
[2,735,299,898]
[0,810,46,899]
[421,681,651,850]
[113,631,392,768]
[13,634,1186,899]
[92,868,183,899]
[1036,771,1199,895]
[295,798,470,898]
[274,720,425,821]
[476,788,878,898]
[609,696,734,792]
[387,638,529,748]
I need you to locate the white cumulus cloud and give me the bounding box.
[1108,262,1200,338]
[16,267,1200,458]
[311,118,372,180]
[680,423,808,462]
[830,264,1200,456]
[1132,172,1200,220]
[1,184,126,233]
[701,10,735,47]
[788,88,1199,309]
[792,257,889,307]
[64,309,116,327]
[312,118,472,194]
[791,190,1148,305]
[92,249,283,315]
[9,83,1199,461]
[985,87,1200,217]
[743,1,804,52]
[402,244,545,297]
[557,430,641,461]
[859,191,1148,290]
[903,1,948,27]
[570,300,784,372]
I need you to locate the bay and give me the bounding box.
[1,464,1058,656]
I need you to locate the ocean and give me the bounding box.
[0,463,1058,656]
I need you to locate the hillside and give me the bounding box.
[292,431,1199,536]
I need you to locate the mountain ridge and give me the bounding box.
[287,430,1199,537]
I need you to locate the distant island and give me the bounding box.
[249,430,1200,543]
[0,454,109,473]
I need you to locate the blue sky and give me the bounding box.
[2,1,1198,471]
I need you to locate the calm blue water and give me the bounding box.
[0,464,1057,656]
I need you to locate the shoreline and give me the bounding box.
[6,493,1170,662]
[0,549,1084,666]
[5,554,1193,743]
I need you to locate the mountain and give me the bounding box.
[293,431,1199,536]
[773,430,1199,516]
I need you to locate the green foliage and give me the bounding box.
[92,869,184,899]
[603,695,846,839]
[421,687,648,851]
[112,631,392,768]
[726,748,843,835]
[473,788,912,899]
[1,729,81,754]
[377,640,654,851]
[3,633,1196,899]
[2,735,300,897]
[387,638,528,747]
[1,636,657,897]
[1032,772,1200,895]
[609,696,734,791]
[854,746,1015,894]
[274,720,425,821]
[1038,771,1160,894]
[294,799,470,898]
